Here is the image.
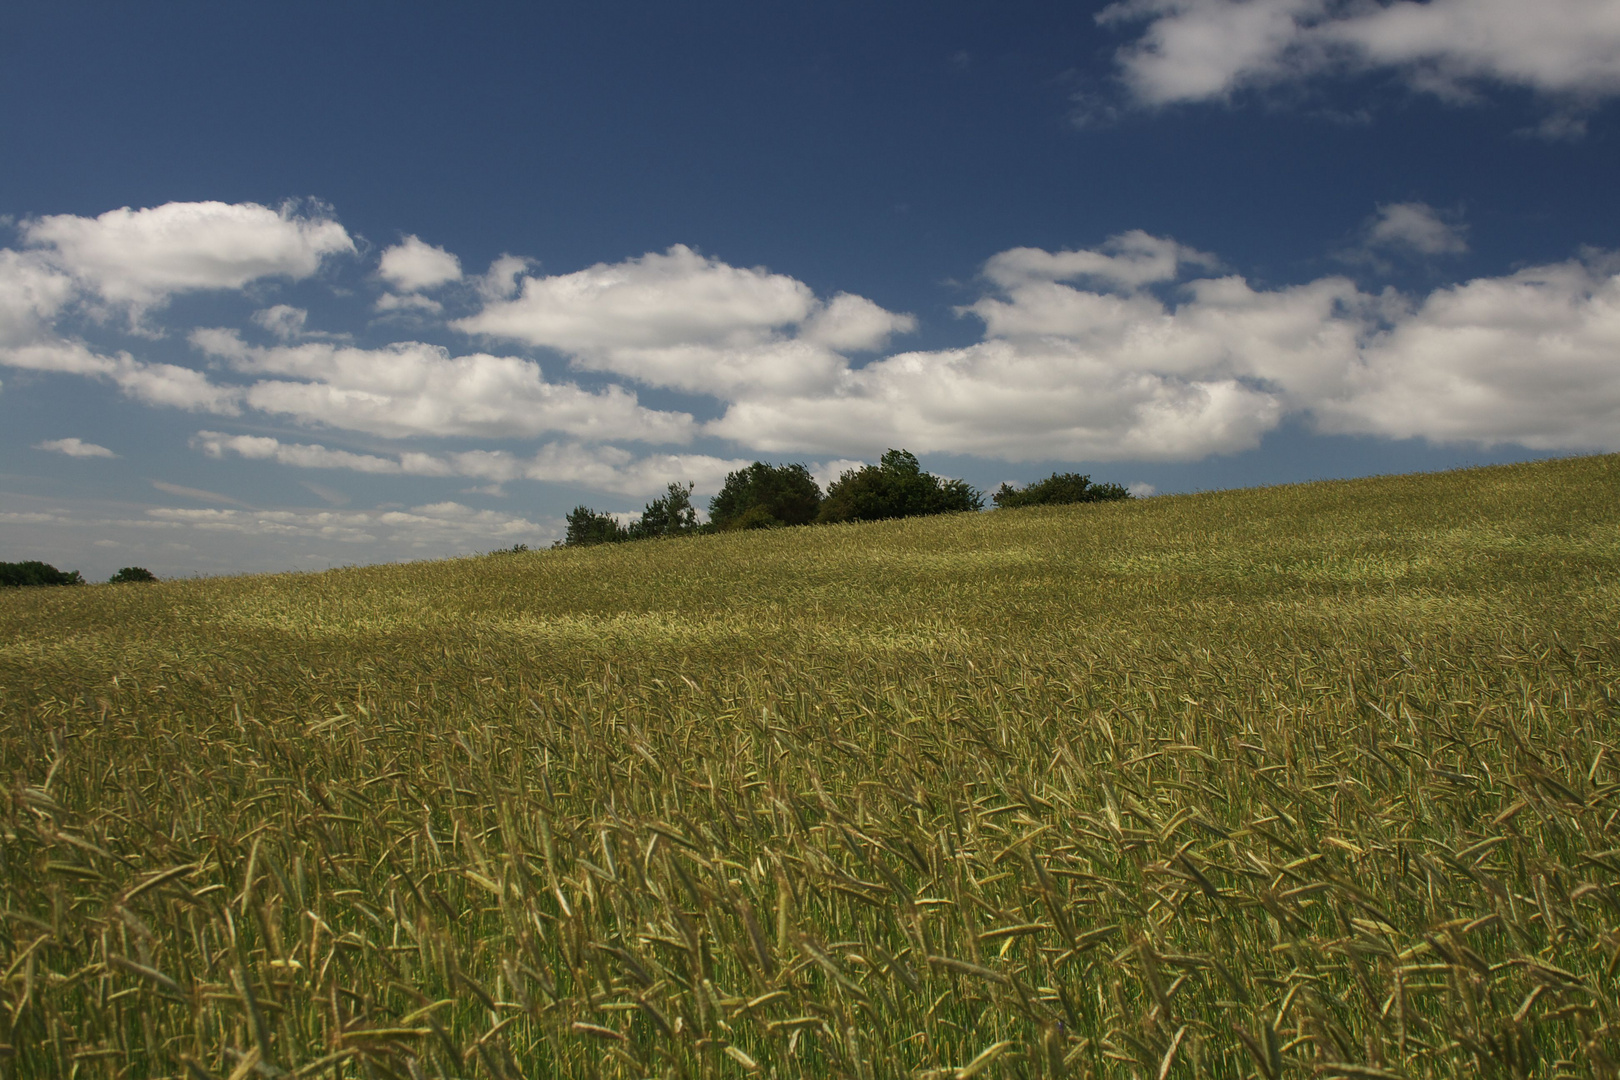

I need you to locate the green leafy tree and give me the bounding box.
[108,567,158,583]
[815,449,982,524]
[0,561,84,587]
[992,472,1132,509]
[627,482,699,539]
[563,506,627,547]
[709,462,822,530]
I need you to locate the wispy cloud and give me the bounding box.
[35,437,118,458]
[192,431,750,497]
[150,479,255,508]
[299,480,351,506]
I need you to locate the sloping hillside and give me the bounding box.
[3,454,1618,1078]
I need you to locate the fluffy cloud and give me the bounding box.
[35,437,118,458]
[477,254,533,300]
[1321,258,1620,447]
[444,231,1620,462]
[21,201,353,308]
[708,337,1290,461]
[0,205,338,419]
[193,431,749,496]
[8,196,1619,510]
[458,244,815,350]
[569,338,854,398]
[1365,202,1468,255]
[711,237,1620,460]
[455,244,915,396]
[0,249,76,345]
[189,330,694,442]
[799,293,918,352]
[378,235,462,292]
[1101,0,1620,108]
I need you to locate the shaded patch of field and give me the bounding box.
[2,454,1618,1079]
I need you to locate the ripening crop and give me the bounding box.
[2,454,1618,1079]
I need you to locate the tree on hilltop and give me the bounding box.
[563,506,627,547]
[627,482,700,539]
[709,462,822,530]
[816,449,982,524]
[992,472,1131,509]
[0,561,84,587]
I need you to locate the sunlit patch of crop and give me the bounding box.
[2,454,1618,1078]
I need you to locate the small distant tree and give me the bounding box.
[709,462,822,530]
[0,561,84,587]
[628,482,700,540]
[108,566,157,583]
[816,449,982,524]
[992,472,1132,509]
[563,506,627,547]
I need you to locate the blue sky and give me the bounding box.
[3,1,1619,578]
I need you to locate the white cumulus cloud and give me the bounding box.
[477,254,532,300]
[21,200,354,309]
[1320,256,1620,447]
[9,196,1620,508]
[1101,0,1620,112]
[0,249,77,345]
[189,330,694,443]
[378,235,462,292]
[455,244,914,397]
[457,244,816,351]
[710,235,1620,460]
[799,293,918,352]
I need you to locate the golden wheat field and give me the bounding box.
[2,454,1619,1080]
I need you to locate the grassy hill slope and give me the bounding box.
[3,454,1618,1078]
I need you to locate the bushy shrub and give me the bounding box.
[108,566,158,583]
[709,462,822,530]
[563,506,627,547]
[992,472,1132,509]
[627,482,700,539]
[0,561,84,587]
[816,449,982,524]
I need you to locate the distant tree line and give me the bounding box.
[0,562,157,587]
[558,449,1131,548]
